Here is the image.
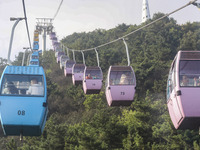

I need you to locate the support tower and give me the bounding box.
[36,18,53,53]
[142,0,151,23]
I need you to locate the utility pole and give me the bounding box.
[36,18,53,54]
[142,0,151,23]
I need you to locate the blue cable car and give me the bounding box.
[31,51,39,60]
[29,52,40,66]
[33,41,39,50]
[0,66,48,136]
[29,59,39,66]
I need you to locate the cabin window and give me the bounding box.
[0,75,44,97]
[30,61,39,65]
[74,66,85,73]
[66,62,75,68]
[32,55,39,59]
[85,70,103,79]
[179,60,200,87]
[110,71,135,85]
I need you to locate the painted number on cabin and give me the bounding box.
[121,92,125,95]
[18,110,25,116]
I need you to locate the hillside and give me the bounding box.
[0,13,200,149]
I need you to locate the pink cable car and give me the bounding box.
[64,60,76,77]
[49,32,56,40]
[83,66,103,94]
[56,52,65,63]
[105,66,136,106]
[167,50,200,129]
[72,64,86,85]
[60,55,69,69]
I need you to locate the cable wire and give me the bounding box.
[62,0,197,52]
[22,0,32,50]
[53,0,64,20]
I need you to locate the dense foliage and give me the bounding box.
[1,13,200,149]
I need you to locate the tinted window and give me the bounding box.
[110,71,135,85]
[1,75,44,96]
[74,66,85,73]
[179,60,200,87]
[85,70,103,79]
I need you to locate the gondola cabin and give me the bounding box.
[72,64,86,85]
[105,66,136,106]
[64,60,76,77]
[54,46,62,53]
[49,32,56,40]
[0,66,48,136]
[33,41,39,50]
[34,30,39,37]
[55,51,63,58]
[60,55,69,69]
[51,37,57,41]
[56,52,65,63]
[29,59,39,66]
[31,51,39,60]
[34,36,39,42]
[167,50,200,129]
[83,66,103,94]
[53,42,60,50]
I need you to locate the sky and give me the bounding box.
[0,0,200,61]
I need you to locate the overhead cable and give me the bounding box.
[62,0,197,52]
[53,0,64,20]
[22,0,32,50]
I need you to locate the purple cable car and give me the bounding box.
[64,60,76,77]
[72,64,86,85]
[56,52,65,63]
[49,32,56,40]
[167,50,200,129]
[51,37,57,41]
[105,66,136,106]
[60,55,70,69]
[52,41,60,49]
[83,66,103,94]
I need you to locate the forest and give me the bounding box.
[0,13,200,149]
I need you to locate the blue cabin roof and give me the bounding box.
[3,66,44,75]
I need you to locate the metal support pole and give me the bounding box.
[94,48,100,67]
[22,47,29,66]
[27,53,31,66]
[43,27,46,55]
[122,38,130,66]
[7,18,24,65]
[67,48,69,57]
[81,51,85,65]
[72,50,75,62]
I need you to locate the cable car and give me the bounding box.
[33,41,39,50]
[56,52,65,63]
[0,66,48,136]
[52,41,60,50]
[105,66,136,106]
[83,66,103,94]
[49,32,56,40]
[34,36,39,42]
[64,60,76,77]
[60,55,69,69]
[72,64,86,85]
[31,51,39,60]
[51,37,57,41]
[29,59,39,66]
[34,30,39,37]
[167,50,200,129]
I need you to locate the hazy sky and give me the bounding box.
[0,0,200,60]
